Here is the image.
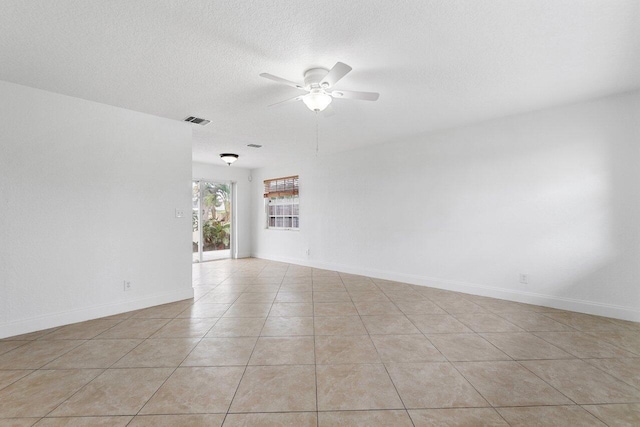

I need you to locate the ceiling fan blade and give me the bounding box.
[330,90,379,101]
[259,73,306,90]
[320,62,352,88]
[268,94,305,108]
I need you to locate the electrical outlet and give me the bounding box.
[124,280,132,291]
[519,274,528,284]
[306,249,310,256]
[175,209,185,218]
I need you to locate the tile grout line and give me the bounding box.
[123,306,213,425]
[40,336,149,419]
[416,290,590,415]
[351,278,578,423]
[417,314,495,411]
[221,262,282,424]
[339,273,416,426]
[3,259,640,424]
[25,292,219,422]
[513,359,580,406]
[578,404,617,427]
[312,271,320,427]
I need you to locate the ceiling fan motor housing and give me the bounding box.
[260,62,379,109]
[304,68,329,89]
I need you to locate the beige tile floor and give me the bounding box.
[1,258,640,426]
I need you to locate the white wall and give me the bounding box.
[251,91,640,321]
[0,81,193,338]
[192,162,252,258]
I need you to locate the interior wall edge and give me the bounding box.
[236,252,253,259]
[0,288,194,340]
[0,81,193,340]
[252,253,640,322]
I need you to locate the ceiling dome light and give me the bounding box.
[220,153,239,166]
[302,89,332,112]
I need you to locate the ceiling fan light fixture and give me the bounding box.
[260,61,379,111]
[302,90,332,112]
[220,153,239,166]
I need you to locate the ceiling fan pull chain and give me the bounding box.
[315,111,319,155]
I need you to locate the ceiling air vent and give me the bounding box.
[184,116,211,126]
[247,144,262,148]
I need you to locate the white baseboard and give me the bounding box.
[0,288,195,339]
[253,253,640,322]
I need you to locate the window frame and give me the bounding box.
[264,175,300,231]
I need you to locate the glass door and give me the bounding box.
[192,180,232,263]
[192,181,201,263]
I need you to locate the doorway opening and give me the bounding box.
[192,180,234,263]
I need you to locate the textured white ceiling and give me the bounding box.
[2,1,639,169]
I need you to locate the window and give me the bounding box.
[264,175,299,230]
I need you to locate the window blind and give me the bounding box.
[263,175,299,198]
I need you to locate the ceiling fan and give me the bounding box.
[260,62,379,112]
